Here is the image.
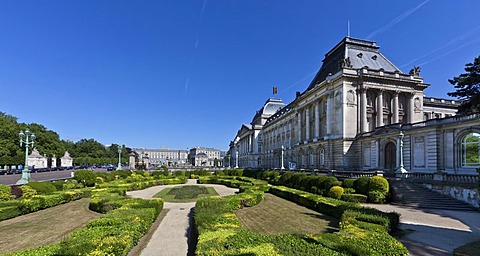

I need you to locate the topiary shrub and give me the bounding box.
[368,176,389,194]
[328,186,344,199]
[26,181,57,194]
[343,188,355,194]
[342,179,355,188]
[74,170,96,187]
[353,176,370,195]
[0,184,12,201]
[95,177,105,184]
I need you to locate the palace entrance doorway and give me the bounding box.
[384,142,396,170]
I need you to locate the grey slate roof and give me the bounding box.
[307,37,402,90]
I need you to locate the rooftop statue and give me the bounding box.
[409,66,421,76]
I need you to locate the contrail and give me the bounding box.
[185,0,208,93]
[400,25,480,68]
[280,70,318,94]
[416,36,480,67]
[366,0,430,39]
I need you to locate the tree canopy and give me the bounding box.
[0,112,128,166]
[448,55,480,115]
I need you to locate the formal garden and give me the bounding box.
[0,168,409,255]
[195,171,407,255]
[0,169,185,255]
[153,185,219,202]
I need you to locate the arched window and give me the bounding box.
[319,148,325,166]
[462,132,480,167]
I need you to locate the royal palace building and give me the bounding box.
[229,37,480,175]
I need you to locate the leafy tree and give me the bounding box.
[448,55,480,114]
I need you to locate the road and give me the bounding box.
[0,168,109,185]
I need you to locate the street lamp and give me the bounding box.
[17,129,35,185]
[395,131,407,175]
[280,145,285,170]
[116,146,122,171]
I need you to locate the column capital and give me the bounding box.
[394,90,400,96]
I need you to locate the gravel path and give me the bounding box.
[127,179,237,256]
[363,204,480,255]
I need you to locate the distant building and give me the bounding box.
[60,151,73,167]
[28,148,47,169]
[189,147,222,167]
[132,147,188,167]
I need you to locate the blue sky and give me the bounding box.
[1,1,479,151]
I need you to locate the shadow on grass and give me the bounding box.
[301,212,340,233]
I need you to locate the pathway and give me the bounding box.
[127,179,238,256]
[364,203,480,255]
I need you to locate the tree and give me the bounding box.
[448,55,480,115]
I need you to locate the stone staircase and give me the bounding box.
[390,180,477,211]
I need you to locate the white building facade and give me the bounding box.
[230,37,480,175]
[132,148,188,167]
[228,98,286,168]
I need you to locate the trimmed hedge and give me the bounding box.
[7,186,164,256]
[25,182,57,195]
[269,186,407,255]
[341,193,368,203]
[194,181,343,256]
[0,190,85,221]
[0,184,12,201]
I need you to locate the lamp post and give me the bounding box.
[235,150,239,168]
[395,131,407,176]
[17,129,35,185]
[116,146,122,171]
[280,145,285,170]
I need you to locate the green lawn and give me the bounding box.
[153,185,219,202]
[0,198,100,254]
[235,193,339,235]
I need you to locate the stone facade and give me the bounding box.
[60,151,73,167]
[228,98,286,168]
[132,148,188,167]
[28,148,47,169]
[229,37,480,175]
[189,147,222,167]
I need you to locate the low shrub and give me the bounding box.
[0,184,12,201]
[95,177,104,184]
[342,179,355,188]
[341,193,367,203]
[353,176,370,195]
[368,190,387,203]
[74,170,96,187]
[21,185,37,199]
[328,186,344,199]
[368,176,389,194]
[343,187,355,194]
[26,181,57,195]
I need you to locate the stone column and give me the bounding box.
[297,112,302,143]
[360,88,368,133]
[315,101,320,139]
[393,91,399,123]
[408,93,415,123]
[289,122,292,147]
[326,94,332,135]
[376,90,384,127]
[305,107,310,141]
